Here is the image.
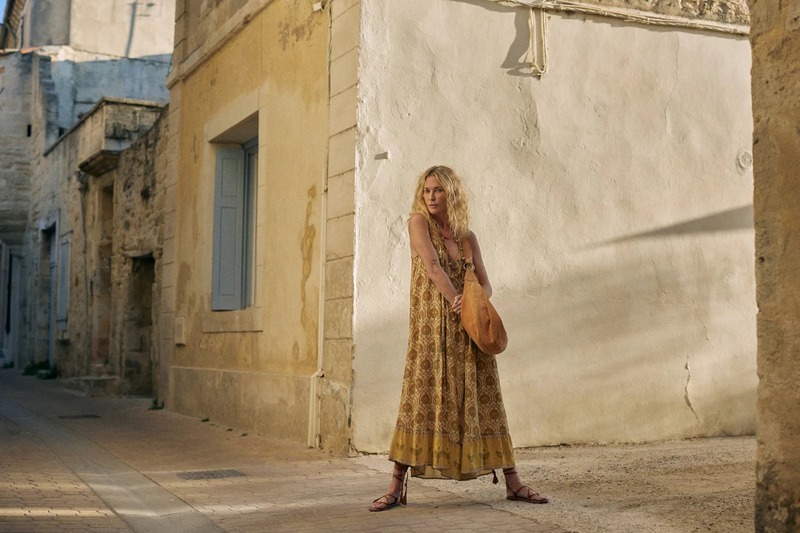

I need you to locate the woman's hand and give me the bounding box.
[451,293,463,314]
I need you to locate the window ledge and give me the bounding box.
[201,307,263,333]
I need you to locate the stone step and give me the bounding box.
[89,363,110,377]
[61,376,120,397]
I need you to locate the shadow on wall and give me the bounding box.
[357,205,756,448]
[588,205,754,247]
[498,206,756,442]
[449,0,542,77]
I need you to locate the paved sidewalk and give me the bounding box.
[0,370,754,532]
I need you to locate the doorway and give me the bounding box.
[124,255,155,394]
[92,187,114,371]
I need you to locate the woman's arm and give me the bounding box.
[468,231,493,298]
[409,214,460,307]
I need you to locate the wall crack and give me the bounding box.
[684,354,700,423]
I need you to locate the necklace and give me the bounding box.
[437,228,463,271]
[435,222,454,241]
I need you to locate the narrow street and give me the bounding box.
[0,369,754,532]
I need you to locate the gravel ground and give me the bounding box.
[356,436,755,533]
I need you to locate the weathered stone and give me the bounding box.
[18,99,165,385]
[751,0,800,530]
[0,51,33,247]
[576,0,749,26]
[1,0,175,384]
[110,112,170,395]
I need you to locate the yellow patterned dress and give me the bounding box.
[388,232,516,480]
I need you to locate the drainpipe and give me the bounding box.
[307,170,326,449]
[308,0,332,450]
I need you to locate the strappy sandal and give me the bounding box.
[504,468,549,504]
[369,493,400,512]
[369,468,409,512]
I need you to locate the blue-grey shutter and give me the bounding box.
[56,237,70,330]
[211,147,246,310]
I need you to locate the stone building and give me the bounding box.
[0,47,33,362]
[750,0,800,530]
[26,99,165,387]
[3,0,797,528]
[0,0,175,394]
[164,0,335,447]
[164,0,754,455]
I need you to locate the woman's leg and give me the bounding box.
[503,467,549,504]
[369,462,409,511]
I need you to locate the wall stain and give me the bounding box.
[300,185,318,364]
[278,1,319,51]
[176,262,192,309]
[292,341,300,360]
[191,134,198,163]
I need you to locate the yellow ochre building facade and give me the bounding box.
[164,0,358,452]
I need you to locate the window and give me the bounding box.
[211,138,257,311]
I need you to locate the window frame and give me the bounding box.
[210,137,258,312]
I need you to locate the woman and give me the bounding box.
[369,165,548,512]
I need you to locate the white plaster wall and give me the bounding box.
[352,0,755,452]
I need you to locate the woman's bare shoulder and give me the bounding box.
[408,212,428,228]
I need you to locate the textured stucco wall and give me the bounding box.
[168,0,329,443]
[751,0,800,530]
[352,0,755,451]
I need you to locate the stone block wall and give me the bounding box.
[1,0,27,48]
[110,109,169,396]
[170,0,272,84]
[19,96,164,377]
[321,0,360,455]
[0,51,33,247]
[752,0,800,530]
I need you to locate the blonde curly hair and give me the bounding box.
[411,165,470,243]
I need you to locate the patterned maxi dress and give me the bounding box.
[388,230,516,480]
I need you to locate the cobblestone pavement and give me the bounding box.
[0,370,754,532]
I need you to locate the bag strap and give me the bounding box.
[461,235,475,271]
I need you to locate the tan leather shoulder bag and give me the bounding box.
[460,236,508,355]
